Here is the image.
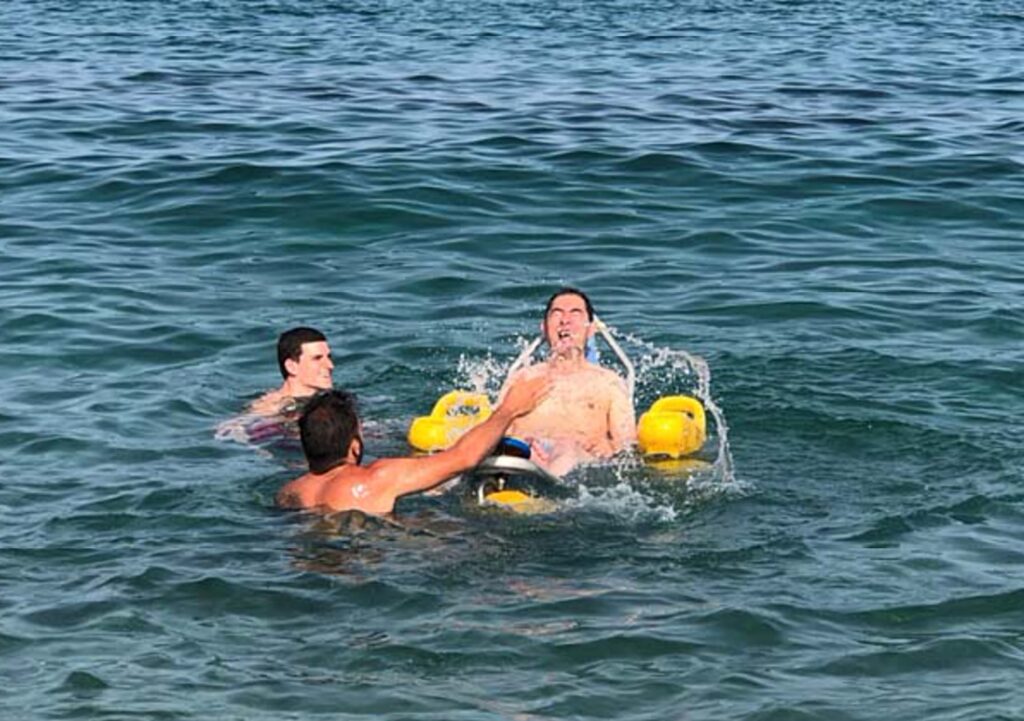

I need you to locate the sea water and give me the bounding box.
[2,1,1023,719]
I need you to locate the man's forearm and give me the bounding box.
[448,409,514,468]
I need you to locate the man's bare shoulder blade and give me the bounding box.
[317,466,373,512]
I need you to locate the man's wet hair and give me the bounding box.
[299,390,360,474]
[544,287,595,321]
[277,326,327,379]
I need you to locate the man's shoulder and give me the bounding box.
[513,363,548,381]
[250,387,291,415]
[318,466,378,509]
[276,472,313,508]
[351,458,408,490]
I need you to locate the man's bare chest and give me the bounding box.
[549,383,603,413]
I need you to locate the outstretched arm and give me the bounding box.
[370,375,552,505]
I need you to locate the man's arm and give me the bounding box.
[368,375,552,508]
[606,375,637,453]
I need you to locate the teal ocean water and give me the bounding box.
[3,1,1023,718]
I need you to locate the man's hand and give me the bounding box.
[498,374,552,418]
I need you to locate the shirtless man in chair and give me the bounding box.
[500,288,636,476]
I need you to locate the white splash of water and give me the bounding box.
[614,329,737,491]
[452,335,543,398]
[453,350,513,398]
[564,478,679,523]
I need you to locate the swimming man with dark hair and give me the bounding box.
[250,326,334,416]
[276,376,551,514]
[499,287,635,476]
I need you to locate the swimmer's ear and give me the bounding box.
[349,435,364,465]
[284,357,300,378]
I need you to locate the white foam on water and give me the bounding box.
[569,452,734,522]
[564,477,679,523]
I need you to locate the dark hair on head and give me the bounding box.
[544,287,595,321]
[277,326,327,379]
[299,389,360,474]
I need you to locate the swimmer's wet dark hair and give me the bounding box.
[299,389,360,474]
[277,326,327,379]
[544,287,595,321]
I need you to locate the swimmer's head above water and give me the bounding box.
[232,326,336,419]
[277,326,334,393]
[299,389,364,473]
[542,287,596,361]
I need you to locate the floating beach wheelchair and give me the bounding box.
[407,318,708,511]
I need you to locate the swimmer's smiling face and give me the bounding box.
[543,293,592,357]
[287,341,334,392]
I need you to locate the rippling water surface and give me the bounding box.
[2,1,1023,719]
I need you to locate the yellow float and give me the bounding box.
[408,391,707,459]
[636,394,707,458]
[406,391,492,452]
[479,488,558,514]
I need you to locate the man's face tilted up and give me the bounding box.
[543,293,592,359]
